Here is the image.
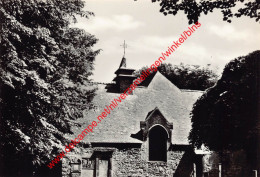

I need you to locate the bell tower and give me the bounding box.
[113,56,136,93]
[106,41,136,94]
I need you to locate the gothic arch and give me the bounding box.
[149,125,168,161]
[148,124,170,139]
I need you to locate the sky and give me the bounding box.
[72,0,260,83]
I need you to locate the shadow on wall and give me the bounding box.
[173,150,194,177]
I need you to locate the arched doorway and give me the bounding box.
[149,125,168,161]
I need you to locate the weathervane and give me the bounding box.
[120,40,127,57]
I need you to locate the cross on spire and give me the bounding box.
[120,40,127,57]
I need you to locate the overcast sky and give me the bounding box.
[73,0,260,83]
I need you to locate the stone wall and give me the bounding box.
[62,155,82,177]
[62,144,194,177]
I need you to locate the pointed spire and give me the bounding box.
[119,57,127,68]
[119,40,128,68]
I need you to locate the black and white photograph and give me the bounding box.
[0,0,260,177]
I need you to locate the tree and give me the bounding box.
[134,63,218,90]
[189,50,259,152]
[142,0,260,24]
[0,0,99,176]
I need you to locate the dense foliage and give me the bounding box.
[146,0,260,24]
[189,51,259,152]
[0,0,99,176]
[134,63,218,90]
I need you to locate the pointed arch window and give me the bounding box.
[149,125,168,162]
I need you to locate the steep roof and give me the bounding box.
[67,72,203,145]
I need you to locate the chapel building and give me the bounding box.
[62,56,205,177]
